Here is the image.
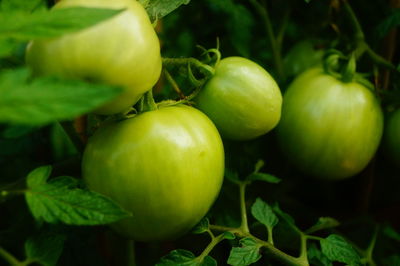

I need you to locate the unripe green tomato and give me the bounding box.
[82,105,224,242]
[283,40,324,78]
[26,0,162,115]
[383,109,400,166]
[195,57,282,141]
[276,68,383,180]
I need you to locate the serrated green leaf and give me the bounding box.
[320,235,361,265]
[192,217,209,234]
[0,68,122,125]
[227,238,262,266]
[156,249,195,265]
[247,173,281,184]
[251,198,278,229]
[223,231,236,240]
[0,7,123,40]
[146,0,190,21]
[383,225,400,242]
[26,165,52,189]
[307,243,333,266]
[25,176,131,225]
[305,217,340,234]
[25,233,66,266]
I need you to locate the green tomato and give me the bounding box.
[383,109,400,166]
[195,57,282,141]
[283,40,324,78]
[276,68,383,180]
[82,105,224,242]
[26,0,161,115]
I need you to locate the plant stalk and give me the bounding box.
[0,247,20,266]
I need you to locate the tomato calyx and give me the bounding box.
[322,50,375,91]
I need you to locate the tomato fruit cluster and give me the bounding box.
[82,105,224,242]
[26,0,162,115]
[195,57,282,140]
[276,68,384,180]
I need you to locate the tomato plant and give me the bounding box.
[195,57,282,140]
[276,68,384,179]
[383,108,400,166]
[26,0,162,115]
[82,104,224,242]
[1,0,400,266]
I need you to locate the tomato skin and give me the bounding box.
[195,57,282,141]
[276,68,383,180]
[82,105,224,242]
[383,109,400,166]
[283,40,324,78]
[26,0,162,115]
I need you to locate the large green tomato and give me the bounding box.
[195,57,282,141]
[82,105,224,242]
[383,109,400,166]
[26,0,161,115]
[276,68,383,180]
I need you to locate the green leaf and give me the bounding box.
[307,243,333,266]
[192,217,209,234]
[383,225,400,242]
[223,231,236,240]
[1,125,36,139]
[376,8,400,39]
[253,160,264,173]
[0,7,123,40]
[272,203,297,230]
[25,174,131,225]
[156,249,196,265]
[227,238,262,266]
[145,0,190,21]
[0,68,122,126]
[0,0,46,13]
[247,173,281,184]
[25,233,66,266]
[0,38,20,58]
[251,198,278,229]
[26,165,52,188]
[320,234,361,265]
[305,217,340,234]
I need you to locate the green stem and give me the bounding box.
[197,234,225,261]
[342,0,365,41]
[141,90,158,112]
[162,57,215,77]
[239,183,250,234]
[164,69,185,99]
[1,189,26,202]
[298,233,308,260]
[0,247,21,266]
[249,0,284,82]
[209,225,308,266]
[364,226,378,266]
[267,226,274,245]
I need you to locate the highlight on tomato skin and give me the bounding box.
[195,56,283,141]
[25,0,162,115]
[82,105,225,242]
[276,68,384,180]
